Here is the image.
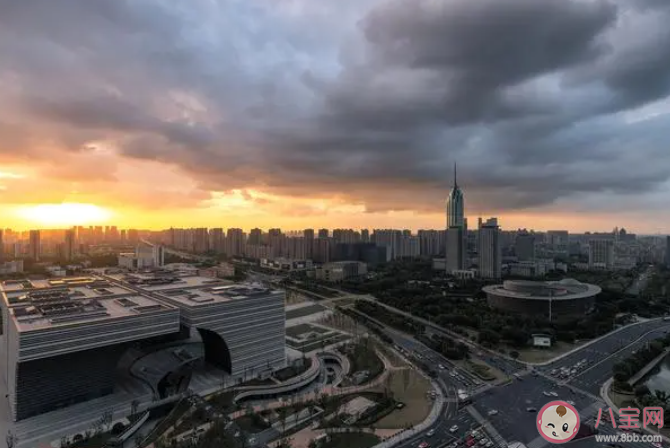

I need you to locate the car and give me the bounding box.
[549,391,558,397]
[543,391,552,397]
[485,442,493,448]
[450,425,459,433]
[487,409,498,416]
[527,407,537,412]
[439,364,446,370]
[396,402,406,409]
[427,429,435,437]
[418,442,429,448]
[566,400,575,406]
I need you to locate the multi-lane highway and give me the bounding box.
[355,297,670,448]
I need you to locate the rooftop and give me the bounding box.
[151,282,283,307]
[9,292,174,332]
[1,277,135,304]
[1,276,176,332]
[482,279,601,301]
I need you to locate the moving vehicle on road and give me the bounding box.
[418,442,429,448]
[427,429,435,437]
[449,425,459,433]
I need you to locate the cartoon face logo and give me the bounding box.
[537,400,580,444]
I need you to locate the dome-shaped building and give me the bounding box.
[482,278,600,319]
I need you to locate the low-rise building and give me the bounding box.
[260,258,313,272]
[314,261,367,282]
[0,260,23,275]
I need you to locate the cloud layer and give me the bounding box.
[2,0,670,221]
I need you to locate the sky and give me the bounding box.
[2,0,670,233]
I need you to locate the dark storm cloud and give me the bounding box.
[2,0,670,214]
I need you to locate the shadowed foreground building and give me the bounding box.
[1,274,286,421]
[483,279,600,319]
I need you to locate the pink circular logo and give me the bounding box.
[536,400,581,444]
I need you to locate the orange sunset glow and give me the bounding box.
[2,0,670,235]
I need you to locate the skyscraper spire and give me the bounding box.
[454,162,457,188]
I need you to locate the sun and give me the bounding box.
[16,203,113,227]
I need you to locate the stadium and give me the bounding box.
[482,279,600,319]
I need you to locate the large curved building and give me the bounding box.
[483,279,600,319]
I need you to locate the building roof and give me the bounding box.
[151,282,282,307]
[482,279,601,301]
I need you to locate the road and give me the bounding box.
[353,278,670,447]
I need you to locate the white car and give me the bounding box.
[566,400,575,406]
[543,391,552,397]
[427,429,435,437]
[549,391,558,397]
[488,409,498,416]
[449,425,459,433]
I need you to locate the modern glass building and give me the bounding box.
[1,274,287,421]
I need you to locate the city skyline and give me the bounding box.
[3,1,670,233]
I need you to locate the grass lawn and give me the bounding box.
[373,341,407,368]
[464,359,497,381]
[344,342,385,382]
[514,341,583,363]
[235,414,271,433]
[320,432,380,448]
[374,369,431,429]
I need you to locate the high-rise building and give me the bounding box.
[445,163,466,272]
[665,236,670,268]
[29,230,41,261]
[515,231,535,262]
[226,228,245,257]
[588,239,615,270]
[193,228,210,253]
[446,163,465,229]
[0,229,4,262]
[248,228,263,245]
[446,227,466,273]
[361,229,370,243]
[479,218,501,279]
[418,230,441,257]
[318,229,329,239]
[209,228,225,253]
[63,229,75,262]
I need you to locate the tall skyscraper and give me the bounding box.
[666,236,670,268]
[479,218,501,279]
[63,229,75,262]
[209,228,225,253]
[318,229,329,239]
[0,229,4,262]
[515,231,536,262]
[446,163,465,228]
[446,163,467,273]
[248,228,263,245]
[588,239,614,270]
[29,230,41,261]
